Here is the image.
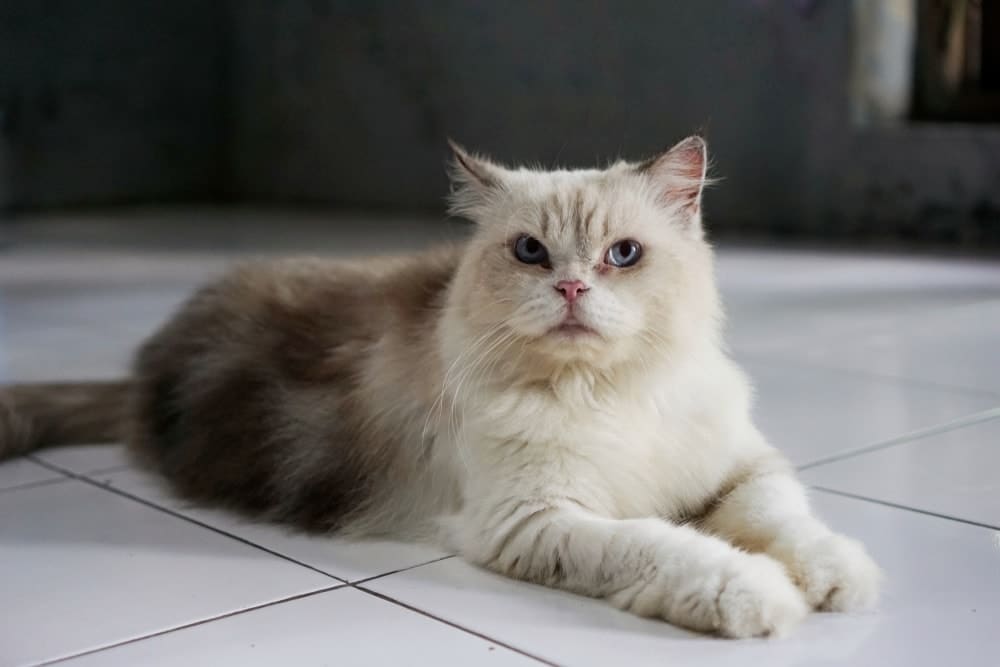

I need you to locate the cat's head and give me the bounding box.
[445,137,722,377]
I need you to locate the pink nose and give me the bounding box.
[555,279,589,302]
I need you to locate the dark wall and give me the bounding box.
[3,1,999,243]
[229,0,1000,242]
[0,0,228,209]
[229,0,817,226]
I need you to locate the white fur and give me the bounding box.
[389,138,880,637]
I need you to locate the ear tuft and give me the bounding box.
[637,135,710,220]
[446,140,506,221]
[447,139,501,188]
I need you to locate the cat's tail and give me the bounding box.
[0,381,130,460]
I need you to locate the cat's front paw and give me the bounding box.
[715,553,810,638]
[664,552,808,638]
[770,532,881,612]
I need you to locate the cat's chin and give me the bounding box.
[527,326,620,366]
[549,322,599,338]
[545,310,603,340]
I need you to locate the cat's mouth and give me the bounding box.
[550,314,598,338]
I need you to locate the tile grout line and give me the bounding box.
[349,554,457,586]
[30,457,461,587]
[796,405,1000,471]
[21,457,502,663]
[354,585,560,666]
[38,558,550,666]
[37,584,347,666]
[75,463,135,476]
[0,475,73,496]
[18,459,524,664]
[25,455,349,584]
[811,485,1000,531]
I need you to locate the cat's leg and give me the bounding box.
[699,450,882,612]
[452,500,808,638]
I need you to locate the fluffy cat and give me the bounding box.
[0,136,880,638]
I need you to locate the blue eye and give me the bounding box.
[606,240,642,267]
[513,235,550,265]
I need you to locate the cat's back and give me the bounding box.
[125,243,464,531]
[147,243,463,365]
[217,242,463,340]
[134,243,466,408]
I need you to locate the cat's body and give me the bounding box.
[128,249,462,537]
[0,137,880,638]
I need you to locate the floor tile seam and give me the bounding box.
[75,463,135,477]
[810,485,1000,531]
[796,406,1000,471]
[25,454,348,583]
[35,584,347,666]
[0,475,73,496]
[22,457,466,590]
[16,462,135,481]
[348,554,457,585]
[353,585,560,666]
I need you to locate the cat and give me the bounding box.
[0,136,880,638]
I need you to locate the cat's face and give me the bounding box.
[447,137,721,373]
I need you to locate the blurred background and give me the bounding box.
[1,0,998,245]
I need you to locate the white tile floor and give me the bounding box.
[1,210,999,666]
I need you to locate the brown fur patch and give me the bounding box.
[123,246,461,532]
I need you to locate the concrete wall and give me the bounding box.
[228,0,818,227]
[229,0,1000,242]
[3,1,998,242]
[0,0,228,209]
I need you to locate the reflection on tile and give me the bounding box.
[742,358,998,466]
[718,250,1000,357]
[802,417,1000,528]
[99,467,451,583]
[63,587,534,666]
[366,492,1000,667]
[0,479,334,666]
[0,287,188,382]
[719,251,1000,397]
[757,301,1000,395]
[0,456,63,492]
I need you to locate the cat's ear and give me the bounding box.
[447,140,507,221]
[636,135,710,222]
[448,139,504,188]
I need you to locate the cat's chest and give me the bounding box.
[467,382,741,519]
